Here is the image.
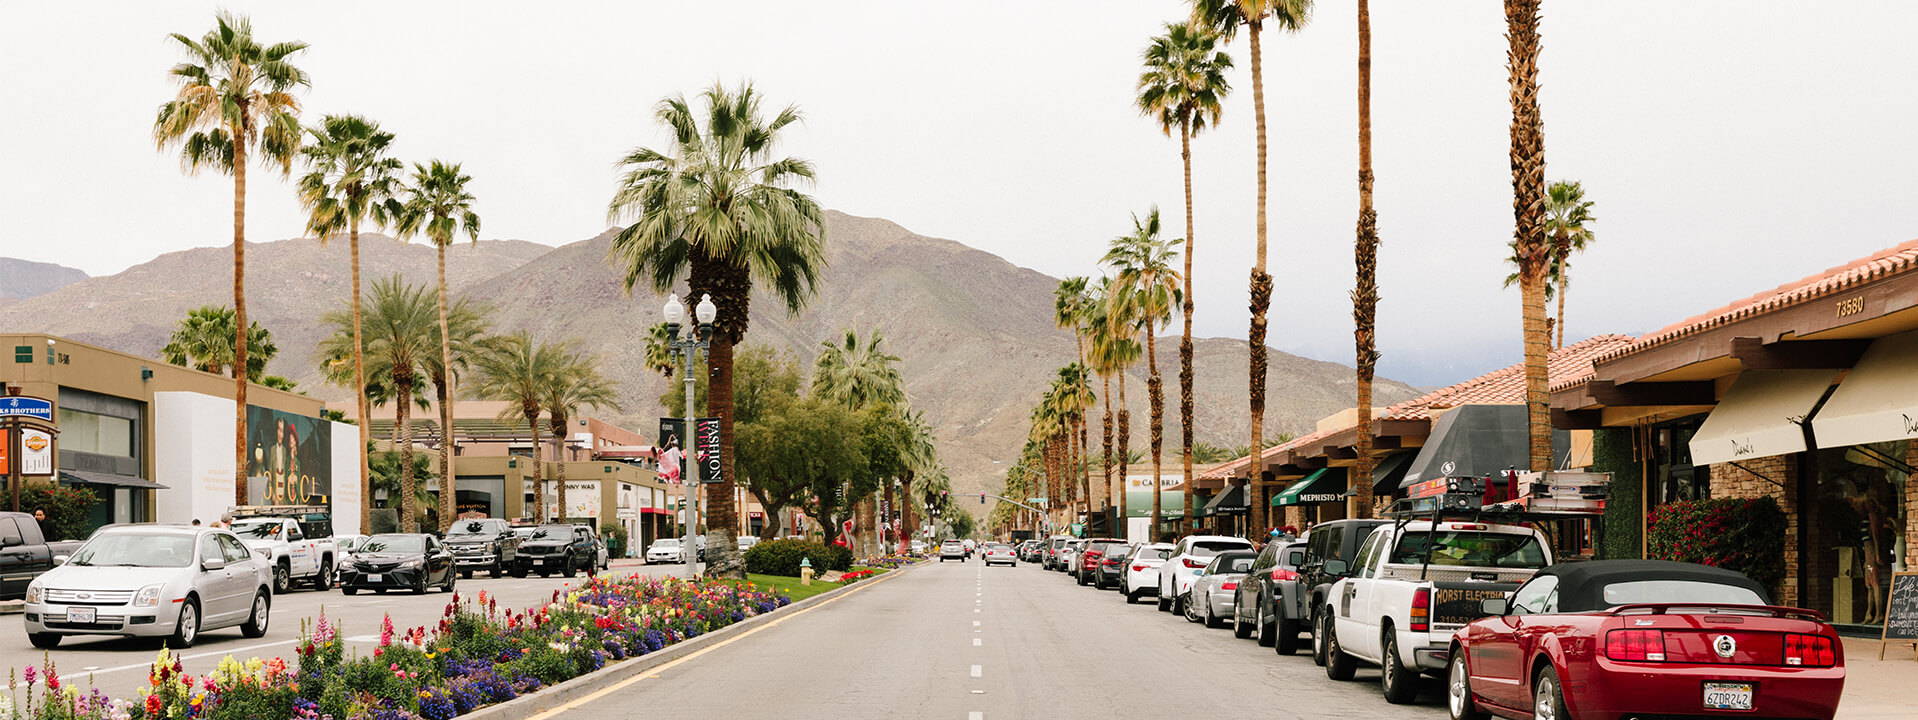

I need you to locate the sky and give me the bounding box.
[3,2,1917,386]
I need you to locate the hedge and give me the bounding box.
[1646,496,1786,594]
[744,539,853,576]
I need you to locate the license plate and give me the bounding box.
[1703,682,1754,711]
[365,574,382,582]
[68,606,96,624]
[532,558,544,565]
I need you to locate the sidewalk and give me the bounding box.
[1837,637,1918,719]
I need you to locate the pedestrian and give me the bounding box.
[192,518,203,526]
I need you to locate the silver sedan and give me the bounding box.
[1185,549,1259,629]
[23,525,273,649]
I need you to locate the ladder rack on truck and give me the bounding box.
[1383,475,1607,582]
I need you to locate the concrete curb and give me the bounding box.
[461,561,923,720]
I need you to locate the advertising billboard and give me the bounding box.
[245,406,333,506]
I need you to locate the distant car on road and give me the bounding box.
[1072,539,1125,586]
[737,535,761,553]
[516,525,599,577]
[1233,540,1309,651]
[442,519,522,578]
[939,539,967,562]
[339,533,456,596]
[1016,540,1044,563]
[1187,549,1257,628]
[23,525,272,649]
[1056,539,1087,575]
[228,512,337,594]
[1088,542,1134,589]
[983,543,1016,566]
[646,538,685,564]
[1157,535,1254,615]
[1043,535,1072,570]
[1120,542,1175,603]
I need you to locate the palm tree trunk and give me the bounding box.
[1116,371,1130,528]
[437,243,456,530]
[1246,18,1273,542]
[397,378,416,532]
[1147,331,1163,539]
[1101,374,1114,515]
[1507,0,1552,473]
[231,135,250,508]
[526,409,544,522]
[898,472,914,553]
[705,334,744,578]
[552,415,568,522]
[351,222,371,534]
[1554,249,1568,349]
[1178,122,1198,533]
[1350,0,1380,519]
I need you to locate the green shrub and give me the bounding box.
[22,484,99,540]
[1647,496,1786,594]
[744,539,852,576]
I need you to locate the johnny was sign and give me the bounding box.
[245,406,332,505]
[545,481,602,519]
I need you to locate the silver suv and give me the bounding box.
[939,539,967,562]
[24,525,273,649]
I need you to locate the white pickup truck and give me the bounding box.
[229,514,338,594]
[1320,519,1552,704]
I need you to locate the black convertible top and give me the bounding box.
[1539,559,1770,612]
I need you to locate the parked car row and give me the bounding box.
[1042,514,1849,720]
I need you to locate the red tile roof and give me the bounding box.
[1199,334,1636,480]
[1587,240,1918,368]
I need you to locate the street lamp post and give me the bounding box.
[662,292,718,581]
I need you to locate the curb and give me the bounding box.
[461,561,923,720]
[0,600,21,615]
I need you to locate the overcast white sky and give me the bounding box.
[3,2,1916,385]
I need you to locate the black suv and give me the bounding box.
[514,524,598,577]
[442,519,522,578]
[1297,518,1390,664]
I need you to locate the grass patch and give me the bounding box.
[737,573,839,602]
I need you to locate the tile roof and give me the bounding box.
[1587,240,1918,369]
[1199,334,1636,480]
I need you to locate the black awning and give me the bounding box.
[1399,404,1570,488]
[1199,484,1250,517]
[60,469,167,490]
[1371,451,1416,494]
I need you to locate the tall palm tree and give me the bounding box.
[1104,209,1182,537]
[1087,291,1141,525]
[1054,364,1096,518]
[544,353,620,523]
[160,305,277,380]
[1053,277,1095,520]
[1505,0,1552,472]
[607,82,826,579]
[812,330,906,410]
[1192,0,1312,538]
[897,409,938,553]
[470,333,569,522]
[154,11,308,507]
[1349,0,1381,519]
[1138,20,1232,531]
[1544,180,1597,349]
[395,160,482,530]
[299,114,402,533]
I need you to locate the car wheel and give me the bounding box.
[171,598,201,649]
[564,556,578,578]
[1205,601,1227,629]
[413,573,428,595]
[1381,631,1420,704]
[1256,602,1276,646]
[1077,570,1088,587]
[1233,605,1252,639]
[1448,648,1491,720]
[1533,666,1568,720]
[272,563,290,595]
[313,560,333,590]
[444,571,457,593]
[27,632,62,649]
[1324,614,1357,681]
[1177,592,1194,621]
[1157,589,1172,612]
[1275,616,1301,656]
[1124,585,1139,604]
[1311,609,1331,667]
[343,586,358,596]
[491,560,505,579]
[241,591,271,638]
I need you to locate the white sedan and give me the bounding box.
[1120,542,1175,603]
[1157,535,1254,615]
[982,543,1016,566]
[644,538,684,564]
[24,526,273,649]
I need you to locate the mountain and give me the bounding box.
[0,258,88,300]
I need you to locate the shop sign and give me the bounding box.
[20,428,52,476]
[0,396,54,421]
[545,481,602,518]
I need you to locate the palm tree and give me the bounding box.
[544,353,620,523]
[1505,0,1552,472]
[470,333,569,522]
[1192,0,1311,539]
[1053,364,1096,519]
[1544,180,1597,349]
[1350,0,1381,519]
[299,114,402,533]
[395,160,482,530]
[812,330,906,410]
[1093,278,1144,525]
[154,11,308,506]
[160,305,277,380]
[607,82,826,578]
[1137,20,1232,532]
[1053,277,1095,520]
[642,323,680,377]
[897,410,938,553]
[1103,209,1182,536]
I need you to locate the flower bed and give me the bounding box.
[0,576,789,720]
[855,554,923,570]
[837,570,875,585]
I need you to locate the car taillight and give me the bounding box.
[1271,568,1299,582]
[1183,558,1207,569]
[1131,564,1148,572]
[1784,633,1837,667]
[1105,558,1122,566]
[1605,629,1667,662]
[1409,588,1430,633]
[1084,552,1102,560]
[1221,582,1238,591]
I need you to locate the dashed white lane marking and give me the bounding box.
[972,638,982,647]
[972,620,980,626]
[973,608,980,613]
[969,664,983,678]
[970,712,984,719]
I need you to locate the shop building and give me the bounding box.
[1552,240,1918,627]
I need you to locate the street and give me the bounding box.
[538,559,1448,720]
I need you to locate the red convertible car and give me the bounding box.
[1447,559,1845,720]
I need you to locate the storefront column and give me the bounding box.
[1709,455,1802,607]
[1908,442,1918,570]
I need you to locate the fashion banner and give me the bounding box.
[658,417,721,484]
[245,406,333,505]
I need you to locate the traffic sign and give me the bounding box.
[0,396,53,421]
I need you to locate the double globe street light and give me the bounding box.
[662,292,717,581]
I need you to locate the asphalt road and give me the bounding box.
[542,559,1452,720]
[0,559,697,699]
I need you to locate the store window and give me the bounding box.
[58,408,135,458]
[1813,440,1909,625]
[1649,415,1709,508]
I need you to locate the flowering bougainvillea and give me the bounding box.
[1647,496,1786,592]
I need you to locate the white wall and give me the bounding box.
[329,420,361,536]
[153,392,236,525]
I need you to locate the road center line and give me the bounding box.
[972,638,981,647]
[969,664,982,678]
[969,712,984,720]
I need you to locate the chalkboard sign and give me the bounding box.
[1880,571,1918,659]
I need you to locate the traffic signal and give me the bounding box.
[979,492,986,505]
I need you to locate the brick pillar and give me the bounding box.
[1907,442,1918,568]
[1710,454,1802,607]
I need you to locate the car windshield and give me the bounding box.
[528,525,574,540]
[229,519,284,539]
[652,539,681,548]
[987,544,1011,552]
[361,535,425,554]
[69,533,197,567]
[1389,531,1547,568]
[339,537,365,551]
[1600,580,1766,608]
[1188,540,1250,559]
[943,541,963,548]
[1211,556,1255,573]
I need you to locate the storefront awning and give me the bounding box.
[1198,484,1249,517]
[1689,369,1837,466]
[1400,405,1531,487]
[60,469,167,490]
[1273,467,1347,507]
[1371,451,1416,494]
[1812,330,1918,450]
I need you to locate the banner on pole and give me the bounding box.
[658,417,722,485]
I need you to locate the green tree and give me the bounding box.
[766,397,870,547]
[545,352,620,522]
[726,348,809,538]
[369,446,435,521]
[607,82,826,578]
[1137,19,1231,532]
[160,305,278,380]
[1087,280,1141,522]
[1054,278,1097,522]
[812,330,906,410]
[395,159,482,530]
[470,332,569,523]
[1103,209,1181,533]
[299,114,403,533]
[154,11,309,505]
[1544,179,1597,349]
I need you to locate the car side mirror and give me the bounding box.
[1322,559,1348,576]
[1480,598,1509,616]
[202,557,227,572]
[52,555,68,566]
